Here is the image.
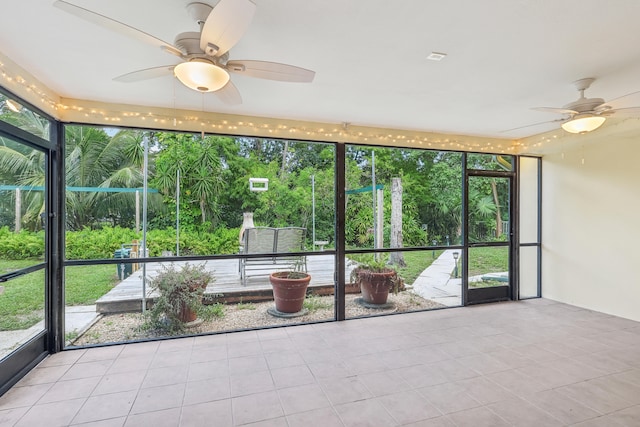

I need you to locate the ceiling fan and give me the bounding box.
[505,78,640,134]
[53,0,316,105]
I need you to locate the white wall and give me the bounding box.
[541,121,640,321]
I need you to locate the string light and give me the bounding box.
[1,58,524,154]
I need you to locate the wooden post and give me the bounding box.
[390,178,406,266]
[15,188,21,233]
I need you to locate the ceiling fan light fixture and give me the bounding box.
[174,59,229,92]
[561,114,606,134]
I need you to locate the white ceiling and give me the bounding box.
[2,0,640,139]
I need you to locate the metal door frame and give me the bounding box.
[462,168,516,305]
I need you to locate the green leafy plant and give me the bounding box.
[348,254,403,295]
[198,302,225,320]
[303,294,332,312]
[236,299,256,310]
[146,263,214,333]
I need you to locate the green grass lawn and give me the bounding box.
[0,259,119,331]
[468,246,509,277]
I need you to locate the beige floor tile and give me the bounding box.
[92,371,146,396]
[71,390,137,424]
[270,364,314,389]
[486,397,563,426]
[187,359,229,381]
[3,300,640,427]
[376,390,441,425]
[124,407,181,427]
[357,369,410,397]
[277,383,330,415]
[60,359,113,381]
[320,376,373,405]
[334,399,396,427]
[107,354,153,375]
[39,376,100,403]
[0,383,52,410]
[180,400,233,427]
[243,416,288,427]
[230,370,275,397]
[607,405,640,427]
[556,379,635,414]
[38,350,85,367]
[0,406,29,426]
[130,383,185,415]
[189,346,228,363]
[402,416,456,427]
[149,349,192,369]
[18,364,70,386]
[524,389,601,425]
[140,364,189,389]
[286,407,343,427]
[15,397,85,427]
[417,382,481,415]
[183,377,231,406]
[77,346,123,363]
[264,350,305,370]
[227,355,268,376]
[446,406,510,427]
[232,390,283,425]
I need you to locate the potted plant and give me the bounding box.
[350,255,402,305]
[148,263,214,329]
[269,261,311,313]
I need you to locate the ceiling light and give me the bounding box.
[174,59,230,92]
[5,99,22,113]
[427,52,447,61]
[561,114,606,134]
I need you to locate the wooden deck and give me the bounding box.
[96,254,354,313]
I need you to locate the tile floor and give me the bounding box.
[1,298,640,426]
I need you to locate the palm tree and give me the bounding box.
[0,106,49,231]
[0,121,149,231]
[65,127,145,230]
[152,133,224,227]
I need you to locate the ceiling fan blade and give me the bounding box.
[500,118,566,133]
[214,81,242,105]
[597,90,640,110]
[200,0,256,57]
[607,106,640,116]
[114,65,175,83]
[227,60,315,82]
[53,0,184,57]
[532,107,578,115]
[603,90,640,108]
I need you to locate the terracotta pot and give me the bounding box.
[176,282,206,323]
[178,303,198,323]
[358,269,397,304]
[269,272,311,313]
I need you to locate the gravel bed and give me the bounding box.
[72,292,445,346]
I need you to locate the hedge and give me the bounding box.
[0,226,240,260]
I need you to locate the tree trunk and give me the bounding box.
[200,199,206,224]
[390,178,406,267]
[280,140,289,179]
[15,188,21,233]
[491,179,503,237]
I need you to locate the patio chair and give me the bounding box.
[239,227,276,285]
[238,226,307,285]
[274,227,307,272]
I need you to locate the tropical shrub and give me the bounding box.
[0,226,44,259]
